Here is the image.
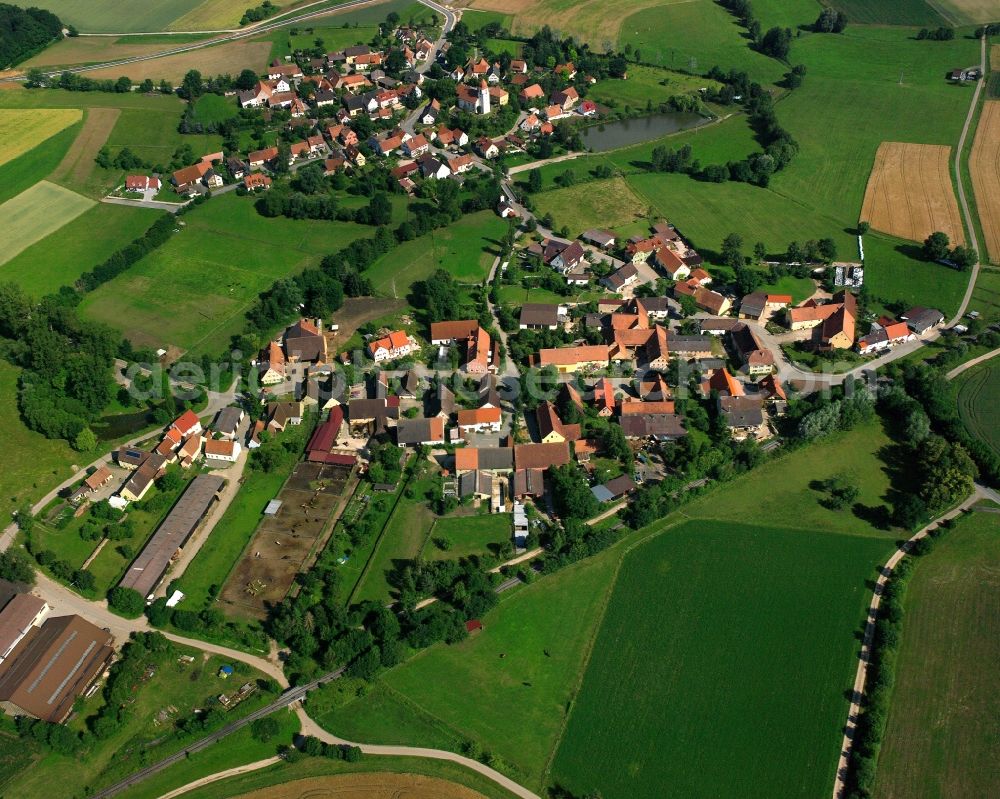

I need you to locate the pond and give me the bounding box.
[93,409,155,442]
[581,112,710,152]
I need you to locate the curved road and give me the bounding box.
[830,483,999,799]
[945,345,1000,380]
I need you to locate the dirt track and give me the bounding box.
[49,107,121,187]
[970,101,1000,264]
[230,772,488,799]
[860,141,965,245]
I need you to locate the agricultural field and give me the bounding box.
[0,362,78,536]
[970,101,1000,264]
[366,211,508,299]
[106,105,222,171]
[587,65,719,109]
[85,39,272,83]
[21,37,179,68]
[313,545,622,789]
[685,419,901,539]
[191,92,238,125]
[0,108,81,168]
[773,26,977,231]
[24,0,301,32]
[955,361,1000,456]
[821,0,948,25]
[619,0,787,86]
[461,9,514,32]
[48,107,121,195]
[873,510,1000,798]
[0,180,94,266]
[532,176,649,238]
[1,203,160,298]
[0,118,80,204]
[550,521,891,799]
[860,141,964,245]
[77,193,374,354]
[423,513,512,560]
[929,0,1000,24]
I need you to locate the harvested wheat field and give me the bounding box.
[232,773,487,799]
[0,108,81,168]
[860,141,964,245]
[971,101,1000,263]
[49,107,120,189]
[0,180,94,266]
[85,39,270,83]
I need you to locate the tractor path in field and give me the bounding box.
[830,483,998,799]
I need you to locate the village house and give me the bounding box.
[602,263,639,293]
[857,318,915,355]
[457,80,494,115]
[457,406,502,434]
[395,416,446,447]
[536,401,581,444]
[537,345,609,374]
[739,292,793,322]
[901,306,945,334]
[581,229,616,249]
[125,175,160,192]
[205,438,241,464]
[519,303,564,330]
[248,146,279,168]
[368,330,417,362]
[244,173,272,191]
[730,322,775,375]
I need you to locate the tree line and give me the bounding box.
[0,3,62,69]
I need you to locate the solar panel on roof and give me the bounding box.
[126,450,142,458]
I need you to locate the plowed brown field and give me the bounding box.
[860,141,964,245]
[970,101,1000,264]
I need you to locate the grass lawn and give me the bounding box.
[757,274,816,303]
[0,121,80,205]
[192,93,238,125]
[966,266,1000,323]
[685,419,902,538]
[873,509,1000,798]
[496,283,605,305]
[77,193,373,354]
[312,545,622,789]
[624,170,856,266]
[550,520,891,799]
[0,724,40,792]
[423,512,511,560]
[588,65,720,110]
[955,360,1000,457]
[114,710,300,799]
[461,9,513,32]
[4,641,285,799]
[106,105,223,168]
[532,176,649,238]
[0,361,80,525]
[862,232,970,319]
[351,463,438,604]
[0,108,81,168]
[141,750,522,799]
[0,203,161,298]
[366,210,507,299]
[0,180,95,267]
[619,0,787,86]
[485,37,522,56]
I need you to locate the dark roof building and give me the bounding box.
[619,413,687,440]
[0,615,114,723]
[902,306,944,333]
[519,303,562,329]
[118,475,225,599]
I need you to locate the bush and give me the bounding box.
[108,586,145,617]
[250,716,281,742]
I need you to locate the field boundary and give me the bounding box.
[955,362,1000,456]
[970,100,1000,264]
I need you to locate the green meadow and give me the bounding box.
[874,509,1000,798]
[77,193,376,354]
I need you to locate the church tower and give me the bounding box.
[479,79,491,115]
